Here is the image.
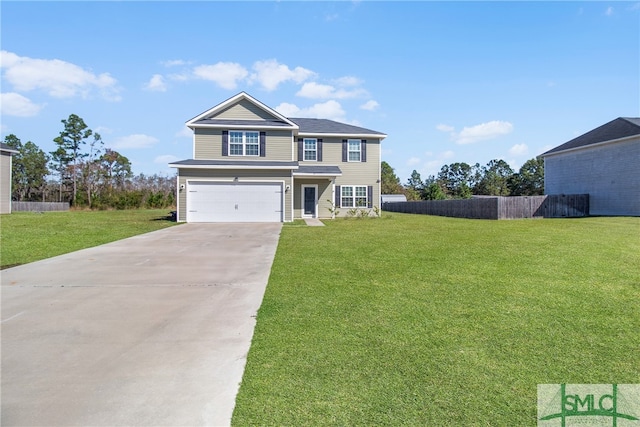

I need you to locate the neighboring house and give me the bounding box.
[541,117,640,216]
[1,143,19,214]
[170,92,387,222]
[381,194,407,204]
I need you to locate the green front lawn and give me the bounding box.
[233,214,640,425]
[0,209,178,269]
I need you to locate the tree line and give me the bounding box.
[382,158,544,200]
[4,114,175,209]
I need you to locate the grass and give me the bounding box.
[0,209,179,269]
[232,214,640,426]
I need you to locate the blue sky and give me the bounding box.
[2,1,638,182]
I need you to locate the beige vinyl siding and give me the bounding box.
[215,99,278,121]
[293,179,333,219]
[194,129,292,161]
[303,137,381,215]
[177,169,293,222]
[1,152,12,214]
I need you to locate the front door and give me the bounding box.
[303,186,316,217]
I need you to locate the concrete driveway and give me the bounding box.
[1,223,282,427]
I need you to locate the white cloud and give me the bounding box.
[0,92,44,117]
[436,124,455,132]
[456,121,513,144]
[508,143,529,157]
[273,102,300,118]
[438,121,514,145]
[144,74,167,92]
[193,62,248,90]
[112,134,158,149]
[94,126,114,135]
[275,100,346,122]
[154,154,180,164]
[334,76,362,87]
[251,59,315,91]
[162,59,187,67]
[360,100,379,111]
[407,157,421,166]
[0,50,121,101]
[605,6,614,15]
[175,126,192,138]
[296,81,367,99]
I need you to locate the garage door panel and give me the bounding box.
[187,182,283,223]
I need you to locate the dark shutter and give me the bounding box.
[335,185,341,207]
[317,139,323,161]
[298,138,303,161]
[361,140,367,162]
[367,185,373,208]
[222,131,228,156]
[260,132,266,157]
[342,140,347,162]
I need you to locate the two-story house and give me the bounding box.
[170,92,386,222]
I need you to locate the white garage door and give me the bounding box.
[187,181,283,223]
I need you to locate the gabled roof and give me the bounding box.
[1,143,19,154]
[542,117,640,156]
[186,92,386,138]
[186,92,298,130]
[291,118,387,138]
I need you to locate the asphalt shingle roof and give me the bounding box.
[1,143,19,153]
[294,165,343,175]
[169,159,298,168]
[290,118,385,136]
[193,119,293,127]
[542,117,640,156]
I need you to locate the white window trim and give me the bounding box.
[303,138,317,162]
[340,185,368,208]
[229,130,260,157]
[347,139,361,162]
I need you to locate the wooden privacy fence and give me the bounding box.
[12,202,70,212]
[382,194,589,220]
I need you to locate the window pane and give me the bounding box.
[342,186,353,197]
[348,140,361,162]
[230,132,243,143]
[246,132,259,144]
[355,186,367,197]
[246,144,258,156]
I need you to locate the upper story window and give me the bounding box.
[229,131,259,156]
[348,139,361,162]
[303,138,317,161]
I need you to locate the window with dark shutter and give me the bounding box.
[317,139,323,162]
[297,138,303,161]
[259,132,266,157]
[342,140,347,162]
[335,185,341,207]
[367,185,373,208]
[361,140,367,162]
[222,131,229,156]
